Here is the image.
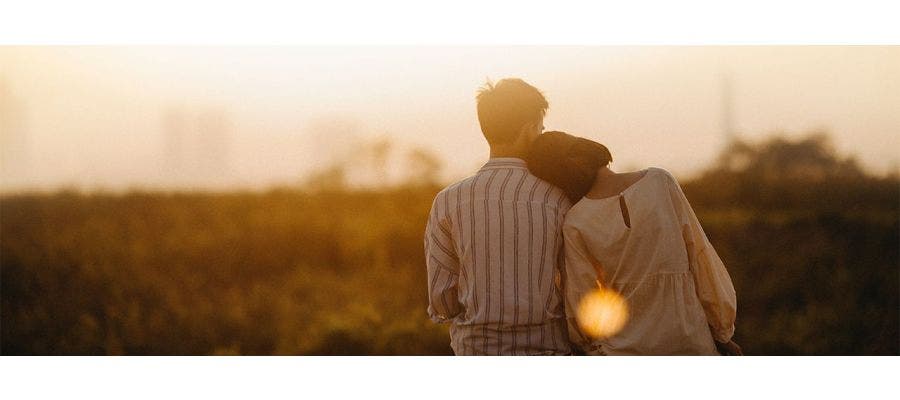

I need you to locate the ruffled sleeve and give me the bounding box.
[664,171,737,343]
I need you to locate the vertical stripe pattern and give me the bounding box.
[425,158,573,355]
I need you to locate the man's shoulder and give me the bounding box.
[532,174,568,199]
[434,175,478,200]
[521,172,570,209]
[434,170,569,207]
[430,176,479,214]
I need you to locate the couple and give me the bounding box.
[424,78,742,355]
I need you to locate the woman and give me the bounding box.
[526,131,743,355]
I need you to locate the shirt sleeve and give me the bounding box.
[665,172,737,343]
[424,194,463,324]
[562,225,601,353]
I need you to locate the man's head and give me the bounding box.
[476,78,548,149]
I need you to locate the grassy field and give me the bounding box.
[2,136,898,355]
[2,185,896,355]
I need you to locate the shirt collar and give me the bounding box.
[479,157,529,172]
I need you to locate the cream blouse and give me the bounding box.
[562,167,737,355]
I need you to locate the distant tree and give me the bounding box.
[403,147,443,187]
[713,132,865,183]
[361,137,393,185]
[301,136,445,190]
[687,132,893,210]
[302,165,348,192]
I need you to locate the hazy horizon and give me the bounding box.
[1,46,898,193]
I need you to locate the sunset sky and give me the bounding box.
[1,46,897,191]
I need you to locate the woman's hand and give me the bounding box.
[715,340,744,356]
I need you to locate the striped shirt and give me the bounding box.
[424,158,574,355]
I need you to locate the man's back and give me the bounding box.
[425,158,573,355]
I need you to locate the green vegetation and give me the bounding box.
[1,133,897,355]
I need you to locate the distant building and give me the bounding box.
[0,79,30,189]
[721,73,737,146]
[196,109,230,182]
[162,108,188,182]
[161,106,231,188]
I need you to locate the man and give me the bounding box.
[424,78,573,355]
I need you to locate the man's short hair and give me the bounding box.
[476,78,549,146]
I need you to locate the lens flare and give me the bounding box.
[576,288,629,339]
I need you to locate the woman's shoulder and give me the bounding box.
[645,166,675,180]
[644,166,681,188]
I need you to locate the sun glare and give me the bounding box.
[576,287,629,339]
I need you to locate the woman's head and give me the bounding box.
[526,131,613,202]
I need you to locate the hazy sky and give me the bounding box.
[1,46,897,192]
